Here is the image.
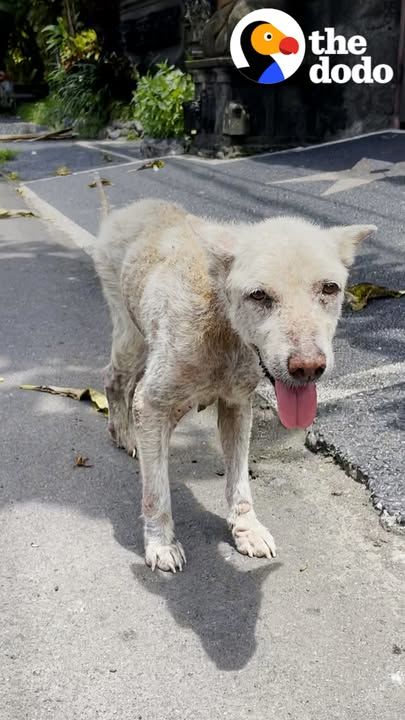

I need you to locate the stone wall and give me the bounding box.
[185,0,401,152]
[298,0,400,138]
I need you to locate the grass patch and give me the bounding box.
[0,149,17,164]
[18,95,63,129]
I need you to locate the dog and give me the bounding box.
[93,198,375,572]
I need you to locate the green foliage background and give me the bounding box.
[0,2,195,140]
[133,63,194,138]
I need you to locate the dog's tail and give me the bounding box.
[93,171,110,222]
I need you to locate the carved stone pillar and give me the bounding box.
[184,0,213,58]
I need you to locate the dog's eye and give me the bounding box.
[264,32,273,41]
[250,290,268,302]
[322,282,340,296]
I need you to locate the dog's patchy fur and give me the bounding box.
[94,199,375,572]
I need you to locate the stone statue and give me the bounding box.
[202,0,287,58]
[184,0,213,58]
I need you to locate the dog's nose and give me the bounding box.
[288,353,326,382]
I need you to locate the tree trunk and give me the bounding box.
[63,0,76,36]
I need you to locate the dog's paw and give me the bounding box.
[107,419,137,457]
[232,517,276,559]
[145,541,186,573]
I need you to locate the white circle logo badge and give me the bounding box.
[230,9,306,85]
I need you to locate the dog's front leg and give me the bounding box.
[218,398,276,559]
[133,385,186,572]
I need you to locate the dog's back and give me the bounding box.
[94,199,186,289]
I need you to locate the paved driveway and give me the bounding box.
[3,130,403,525]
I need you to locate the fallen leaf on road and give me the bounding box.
[136,160,165,172]
[55,165,71,176]
[0,208,36,219]
[88,177,112,188]
[7,171,19,181]
[345,283,405,311]
[74,454,93,467]
[0,377,3,383]
[19,384,108,414]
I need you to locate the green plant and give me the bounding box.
[18,94,64,128]
[126,130,139,141]
[48,61,109,137]
[133,62,194,138]
[0,148,17,163]
[42,15,72,57]
[43,17,100,70]
[47,52,137,138]
[1,0,60,82]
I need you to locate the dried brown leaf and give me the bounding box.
[136,160,165,172]
[346,283,405,311]
[19,384,108,414]
[88,178,112,188]
[74,454,93,467]
[55,165,71,176]
[0,208,36,219]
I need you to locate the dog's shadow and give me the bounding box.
[126,480,281,671]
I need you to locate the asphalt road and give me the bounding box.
[2,131,403,526]
[1,180,404,719]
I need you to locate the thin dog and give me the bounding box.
[94,199,375,572]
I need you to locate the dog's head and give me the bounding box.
[203,216,375,428]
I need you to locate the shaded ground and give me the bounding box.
[1,182,404,719]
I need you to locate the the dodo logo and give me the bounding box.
[230,9,305,84]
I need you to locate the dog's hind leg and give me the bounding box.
[104,306,146,456]
[133,381,186,572]
[218,398,276,559]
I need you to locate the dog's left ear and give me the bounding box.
[330,224,377,267]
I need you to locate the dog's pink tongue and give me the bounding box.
[274,381,317,429]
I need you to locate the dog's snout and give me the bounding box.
[287,353,326,382]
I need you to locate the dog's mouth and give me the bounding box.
[254,347,317,430]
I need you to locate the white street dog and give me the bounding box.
[94,199,375,572]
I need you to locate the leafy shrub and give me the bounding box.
[133,62,194,138]
[41,16,73,57]
[43,18,100,71]
[18,94,64,129]
[19,65,107,137]
[10,11,136,139]
[2,0,50,83]
[48,61,109,137]
[46,55,135,138]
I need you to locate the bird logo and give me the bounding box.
[230,9,305,85]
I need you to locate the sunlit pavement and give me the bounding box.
[1,159,405,719]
